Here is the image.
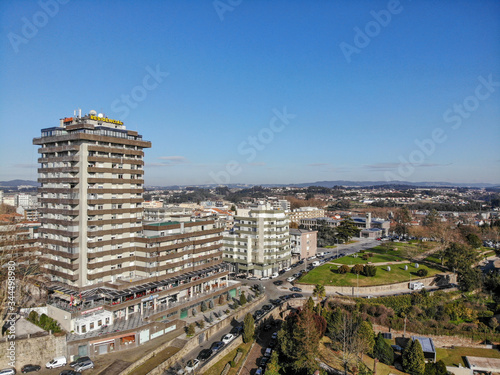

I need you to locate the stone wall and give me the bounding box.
[0,333,66,369]
[297,273,457,295]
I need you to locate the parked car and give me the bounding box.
[273,280,283,286]
[270,298,283,305]
[222,333,234,344]
[260,357,270,367]
[0,369,16,375]
[270,272,279,279]
[255,368,264,375]
[230,325,243,335]
[262,304,272,311]
[292,293,303,298]
[74,359,94,372]
[197,348,213,361]
[211,341,225,352]
[46,357,67,369]
[271,332,278,340]
[21,364,40,373]
[185,359,200,373]
[59,371,81,375]
[284,267,292,271]
[286,276,295,282]
[290,286,302,292]
[69,357,90,368]
[265,348,272,357]
[260,276,270,280]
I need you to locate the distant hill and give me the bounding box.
[0,180,39,188]
[146,180,500,190]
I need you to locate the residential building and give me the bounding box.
[290,229,317,261]
[289,206,325,224]
[223,203,291,277]
[300,216,340,230]
[33,112,237,357]
[352,213,390,237]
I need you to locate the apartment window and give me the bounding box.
[118,174,123,179]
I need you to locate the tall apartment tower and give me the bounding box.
[33,112,151,288]
[223,203,290,277]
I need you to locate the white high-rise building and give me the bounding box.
[223,203,290,277]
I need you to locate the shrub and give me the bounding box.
[28,310,39,324]
[417,269,428,277]
[240,291,247,306]
[201,301,208,312]
[364,265,377,277]
[362,254,369,260]
[187,323,195,336]
[337,264,350,274]
[197,320,205,329]
[229,361,236,367]
[209,300,214,309]
[338,264,350,274]
[351,264,364,275]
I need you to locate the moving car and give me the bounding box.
[185,359,200,373]
[21,364,41,373]
[197,348,213,361]
[273,280,283,286]
[222,333,234,344]
[46,357,67,369]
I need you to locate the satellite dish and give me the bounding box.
[89,110,97,115]
[97,113,104,118]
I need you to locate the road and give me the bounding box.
[168,239,379,374]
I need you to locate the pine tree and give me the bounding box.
[402,339,425,375]
[239,291,247,306]
[373,332,394,365]
[264,351,281,375]
[357,321,375,358]
[243,313,255,343]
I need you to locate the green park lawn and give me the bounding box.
[332,252,404,265]
[298,262,440,287]
[436,347,500,367]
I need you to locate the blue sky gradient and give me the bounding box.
[1,0,499,186]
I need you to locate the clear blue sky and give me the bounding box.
[1,0,499,186]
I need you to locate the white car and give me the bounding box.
[185,359,200,373]
[284,267,292,271]
[261,276,270,280]
[286,276,295,283]
[222,333,234,344]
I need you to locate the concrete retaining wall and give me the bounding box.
[0,333,66,369]
[297,273,456,295]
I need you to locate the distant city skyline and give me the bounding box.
[1,1,499,186]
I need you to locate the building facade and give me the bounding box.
[32,112,237,357]
[289,229,317,261]
[223,204,291,277]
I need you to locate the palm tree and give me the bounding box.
[313,283,326,300]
